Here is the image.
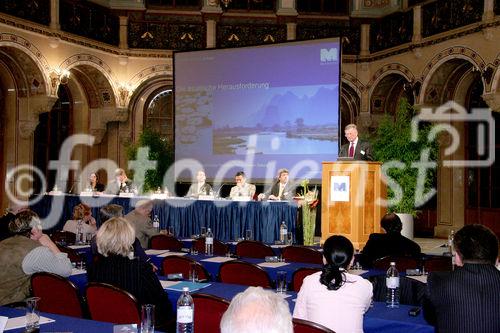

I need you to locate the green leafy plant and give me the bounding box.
[126,129,174,193]
[370,98,438,216]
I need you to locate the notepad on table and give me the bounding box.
[4,315,55,331]
[157,251,187,257]
[68,244,91,250]
[258,262,290,268]
[145,249,170,255]
[160,280,211,292]
[201,257,234,263]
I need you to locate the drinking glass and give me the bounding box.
[189,263,198,282]
[286,232,293,245]
[85,233,93,244]
[200,227,207,236]
[140,304,155,333]
[245,229,253,241]
[25,297,41,332]
[276,271,287,294]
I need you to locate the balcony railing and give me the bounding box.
[370,9,413,53]
[0,0,50,26]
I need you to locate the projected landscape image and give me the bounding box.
[212,85,338,154]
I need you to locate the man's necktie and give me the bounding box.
[349,143,354,158]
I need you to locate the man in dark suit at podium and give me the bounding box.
[338,124,374,161]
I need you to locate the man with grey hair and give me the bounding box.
[125,199,159,248]
[338,123,373,161]
[220,286,293,333]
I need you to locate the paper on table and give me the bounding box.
[201,257,234,263]
[71,268,87,276]
[258,262,290,268]
[349,269,368,276]
[407,275,428,284]
[157,251,187,257]
[68,244,91,250]
[160,280,180,289]
[4,315,55,331]
[163,281,211,292]
[145,249,170,255]
[0,316,7,333]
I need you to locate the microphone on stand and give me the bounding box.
[68,181,76,194]
[215,184,226,198]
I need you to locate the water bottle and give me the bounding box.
[448,229,456,268]
[76,220,84,245]
[280,221,288,244]
[152,215,160,233]
[176,287,194,333]
[205,228,214,256]
[386,262,400,308]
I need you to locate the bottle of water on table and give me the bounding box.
[280,221,287,244]
[153,215,160,233]
[205,228,214,256]
[177,287,194,333]
[386,261,400,308]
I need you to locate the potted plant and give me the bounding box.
[299,179,319,246]
[370,98,438,238]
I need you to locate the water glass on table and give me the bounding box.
[140,304,155,333]
[189,263,198,282]
[25,296,41,332]
[276,271,287,294]
[245,229,253,241]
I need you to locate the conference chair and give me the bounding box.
[149,234,183,251]
[86,282,140,324]
[291,267,322,292]
[31,272,85,318]
[293,318,335,333]
[192,293,230,333]
[282,246,323,265]
[235,240,274,259]
[369,274,425,306]
[422,256,453,273]
[192,237,229,256]
[162,255,210,281]
[218,260,273,288]
[372,255,419,272]
[51,230,76,245]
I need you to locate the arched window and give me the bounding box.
[144,89,173,141]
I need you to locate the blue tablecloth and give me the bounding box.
[30,194,298,243]
[0,306,164,333]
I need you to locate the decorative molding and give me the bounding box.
[18,119,39,139]
[366,63,415,94]
[128,65,172,90]
[29,95,58,115]
[482,92,500,112]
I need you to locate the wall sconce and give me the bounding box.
[118,83,133,107]
[59,69,71,85]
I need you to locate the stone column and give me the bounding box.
[360,24,370,56]
[286,22,296,41]
[483,0,495,21]
[50,0,60,30]
[412,5,422,43]
[119,16,128,49]
[206,19,217,48]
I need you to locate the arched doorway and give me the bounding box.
[33,85,73,193]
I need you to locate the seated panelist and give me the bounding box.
[105,168,133,195]
[258,168,296,201]
[229,171,256,199]
[186,170,213,198]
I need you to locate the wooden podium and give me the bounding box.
[321,161,387,249]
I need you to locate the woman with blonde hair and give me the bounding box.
[88,217,173,329]
[62,203,97,236]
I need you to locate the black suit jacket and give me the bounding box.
[423,263,500,333]
[266,181,296,200]
[338,139,374,161]
[360,232,421,268]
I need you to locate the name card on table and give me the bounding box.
[232,196,252,202]
[119,192,135,198]
[198,195,215,201]
[79,191,93,197]
[150,193,169,200]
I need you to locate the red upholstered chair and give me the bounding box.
[373,256,419,272]
[31,272,85,318]
[423,256,453,273]
[282,246,323,265]
[86,282,140,324]
[150,234,183,251]
[293,318,335,333]
[192,237,229,256]
[192,293,230,333]
[235,240,274,259]
[218,260,273,288]
[51,230,76,245]
[291,267,322,292]
[57,245,84,263]
[162,255,210,281]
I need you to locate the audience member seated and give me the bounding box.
[105,168,133,195]
[359,213,421,268]
[258,168,296,201]
[0,204,29,241]
[125,199,159,248]
[423,224,500,333]
[229,171,256,199]
[220,286,293,333]
[293,235,372,333]
[88,172,105,192]
[90,204,152,269]
[0,210,73,305]
[62,203,97,236]
[88,217,174,329]
[186,170,213,198]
